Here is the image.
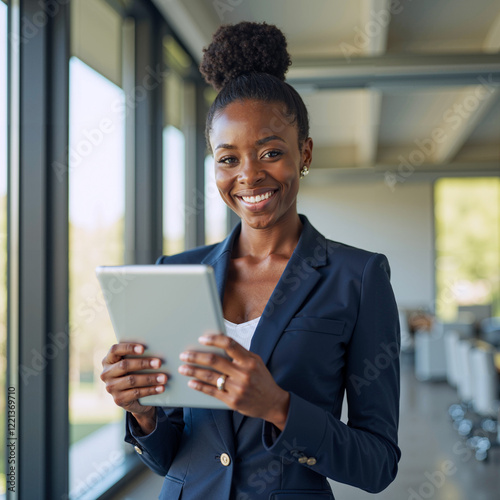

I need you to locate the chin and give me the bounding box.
[240,211,287,230]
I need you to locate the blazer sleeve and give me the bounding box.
[262,253,401,493]
[125,407,185,476]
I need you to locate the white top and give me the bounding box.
[224,316,261,351]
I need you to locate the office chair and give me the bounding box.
[466,344,500,461]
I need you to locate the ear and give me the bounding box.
[302,137,313,168]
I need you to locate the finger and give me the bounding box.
[179,350,239,377]
[178,365,225,388]
[104,342,145,365]
[107,356,163,378]
[186,379,228,405]
[112,384,166,409]
[107,372,168,394]
[198,334,252,363]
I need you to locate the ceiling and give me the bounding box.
[153,0,500,179]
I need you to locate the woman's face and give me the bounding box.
[210,99,313,230]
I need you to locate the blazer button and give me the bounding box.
[134,446,143,455]
[306,457,317,466]
[220,453,231,466]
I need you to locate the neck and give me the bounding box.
[235,210,303,260]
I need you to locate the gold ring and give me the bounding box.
[216,374,227,391]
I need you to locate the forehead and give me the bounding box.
[210,100,298,145]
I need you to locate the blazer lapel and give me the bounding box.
[232,215,328,433]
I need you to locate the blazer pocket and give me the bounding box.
[269,490,334,500]
[285,317,345,336]
[159,475,183,500]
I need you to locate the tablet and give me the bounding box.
[95,264,228,409]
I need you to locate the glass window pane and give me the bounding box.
[0,2,7,496]
[68,56,126,498]
[162,39,190,256]
[163,124,185,255]
[435,178,500,321]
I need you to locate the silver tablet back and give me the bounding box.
[96,264,228,409]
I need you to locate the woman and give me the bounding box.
[101,22,401,500]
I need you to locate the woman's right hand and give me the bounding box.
[100,342,167,433]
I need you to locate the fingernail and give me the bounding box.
[155,385,164,393]
[198,336,211,344]
[179,352,188,361]
[188,380,198,389]
[150,359,160,368]
[134,345,143,354]
[156,374,166,383]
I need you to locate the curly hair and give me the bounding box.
[200,22,309,152]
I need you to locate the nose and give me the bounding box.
[238,157,265,185]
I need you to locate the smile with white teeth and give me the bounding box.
[240,190,275,204]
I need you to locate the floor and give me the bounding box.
[113,354,500,500]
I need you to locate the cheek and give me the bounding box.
[282,166,300,193]
[214,169,234,200]
[214,168,229,188]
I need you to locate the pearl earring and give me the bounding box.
[300,165,310,178]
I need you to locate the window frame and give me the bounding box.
[5,0,206,499]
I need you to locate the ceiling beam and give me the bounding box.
[362,0,391,56]
[431,88,499,164]
[484,11,500,51]
[430,18,500,164]
[354,1,390,166]
[287,53,500,89]
[305,161,500,185]
[357,90,382,166]
[153,0,212,62]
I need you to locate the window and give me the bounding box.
[163,35,202,255]
[0,1,8,496]
[162,35,195,255]
[203,87,228,245]
[205,154,228,245]
[435,178,500,321]
[68,56,126,498]
[163,121,186,255]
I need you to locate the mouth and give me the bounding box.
[234,189,278,211]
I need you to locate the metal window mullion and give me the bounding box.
[133,14,163,264]
[6,0,21,496]
[7,1,70,499]
[123,17,136,265]
[45,2,70,498]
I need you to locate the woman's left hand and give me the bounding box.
[178,334,290,431]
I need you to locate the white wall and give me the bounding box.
[298,180,434,310]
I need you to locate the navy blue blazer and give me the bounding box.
[125,215,401,500]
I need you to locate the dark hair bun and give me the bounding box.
[200,22,291,92]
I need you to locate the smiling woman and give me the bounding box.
[101,21,401,500]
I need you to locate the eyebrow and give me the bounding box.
[214,135,286,151]
[256,135,286,146]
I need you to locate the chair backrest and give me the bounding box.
[469,345,499,417]
[458,304,492,323]
[480,317,500,334]
[443,319,475,339]
[456,339,474,402]
[444,330,460,387]
[479,318,500,348]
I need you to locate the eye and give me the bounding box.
[262,150,283,159]
[217,156,238,165]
